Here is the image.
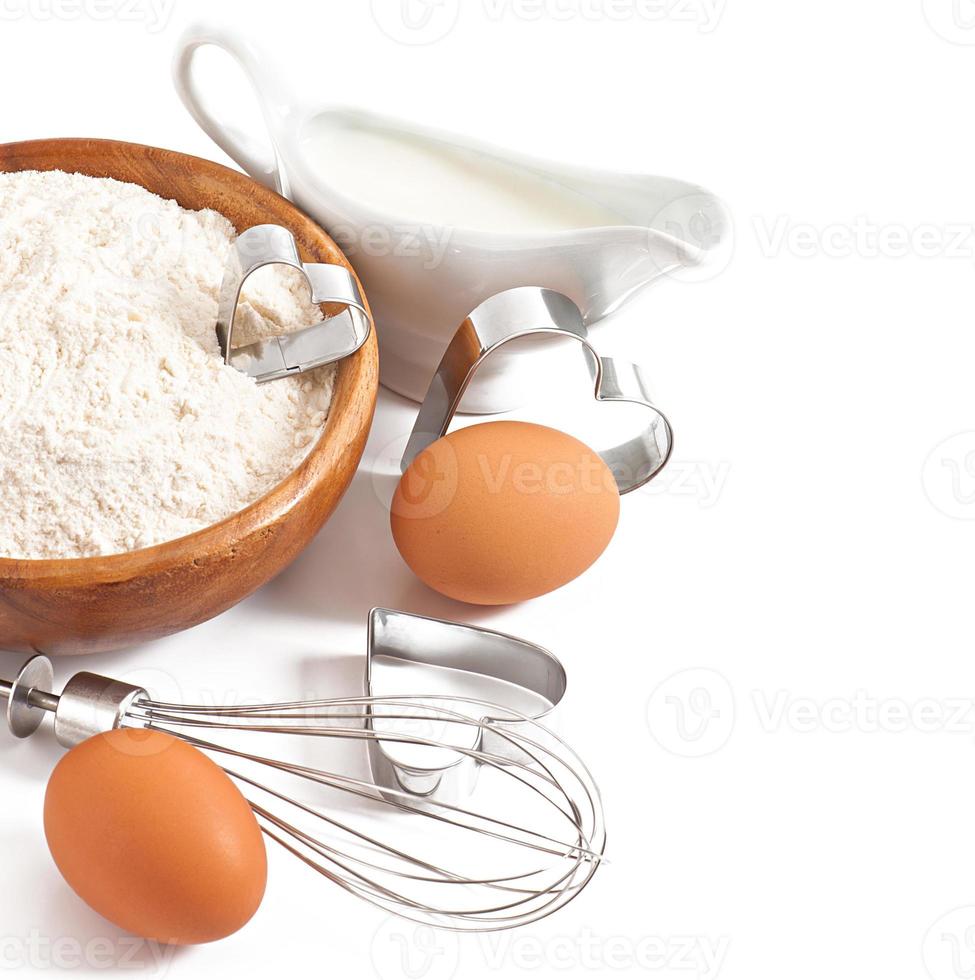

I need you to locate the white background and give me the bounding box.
[2,2,975,979]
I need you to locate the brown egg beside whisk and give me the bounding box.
[45,730,267,946]
[2,610,604,933]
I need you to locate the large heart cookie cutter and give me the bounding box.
[366,608,567,801]
[401,286,674,493]
[216,224,371,383]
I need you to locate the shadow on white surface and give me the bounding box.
[252,389,510,631]
[34,874,195,968]
[0,733,63,783]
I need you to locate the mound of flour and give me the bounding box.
[0,170,336,559]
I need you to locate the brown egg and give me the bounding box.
[44,729,267,946]
[391,420,620,604]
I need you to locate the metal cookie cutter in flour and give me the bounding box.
[401,286,674,493]
[216,224,371,383]
[366,608,567,802]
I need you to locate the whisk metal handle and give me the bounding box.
[1,656,146,746]
[2,656,56,738]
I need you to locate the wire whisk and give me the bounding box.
[2,638,604,932]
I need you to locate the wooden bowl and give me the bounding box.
[0,139,378,655]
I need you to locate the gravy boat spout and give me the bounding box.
[174,24,729,412]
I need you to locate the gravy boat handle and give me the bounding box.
[172,23,291,196]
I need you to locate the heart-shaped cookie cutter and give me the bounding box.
[401,286,674,493]
[216,224,371,383]
[366,608,567,802]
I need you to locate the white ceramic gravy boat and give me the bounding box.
[174,24,729,412]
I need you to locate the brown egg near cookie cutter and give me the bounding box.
[216,224,371,383]
[401,286,674,494]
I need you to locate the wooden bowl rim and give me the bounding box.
[0,138,378,584]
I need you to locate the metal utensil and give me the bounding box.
[217,224,371,383]
[402,286,674,494]
[0,609,604,931]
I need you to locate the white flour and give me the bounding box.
[0,170,336,559]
